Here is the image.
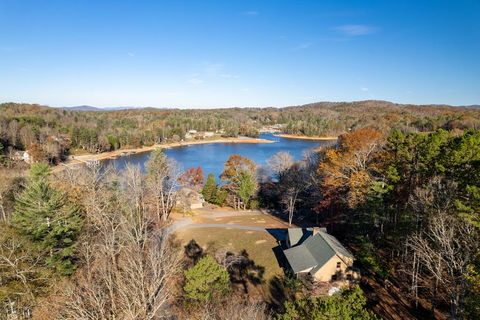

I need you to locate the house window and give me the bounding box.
[336,262,341,269]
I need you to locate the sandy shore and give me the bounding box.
[57,137,273,170]
[275,133,338,141]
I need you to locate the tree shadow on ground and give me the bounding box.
[267,276,287,312]
[224,249,265,294]
[184,239,204,266]
[266,228,290,272]
[265,228,288,243]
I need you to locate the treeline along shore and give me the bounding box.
[1,100,480,166]
[60,136,273,169]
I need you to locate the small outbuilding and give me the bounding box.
[283,228,355,282]
[176,187,205,211]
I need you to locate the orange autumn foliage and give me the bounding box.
[178,167,205,191]
[220,154,256,184]
[318,128,384,208]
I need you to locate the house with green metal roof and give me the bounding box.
[283,228,355,282]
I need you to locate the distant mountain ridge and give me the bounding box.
[65,105,142,111]
[65,105,102,111]
[63,100,479,112]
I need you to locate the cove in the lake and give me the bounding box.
[103,133,335,179]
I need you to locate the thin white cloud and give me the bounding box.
[127,52,135,57]
[241,11,259,16]
[361,87,369,92]
[292,42,313,51]
[333,24,377,36]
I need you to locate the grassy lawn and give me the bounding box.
[191,213,288,228]
[175,227,283,280]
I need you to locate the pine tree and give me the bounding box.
[183,255,230,303]
[214,188,228,206]
[202,173,217,203]
[12,163,82,275]
[237,170,258,210]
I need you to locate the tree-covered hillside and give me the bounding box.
[1,101,480,165]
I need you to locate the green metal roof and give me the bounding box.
[318,232,354,260]
[283,245,318,273]
[283,229,354,274]
[287,228,312,246]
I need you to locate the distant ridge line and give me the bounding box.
[51,100,480,112]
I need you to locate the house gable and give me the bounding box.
[311,254,350,282]
[283,245,318,274]
[283,228,354,280]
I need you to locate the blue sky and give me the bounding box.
[1,0,479,108]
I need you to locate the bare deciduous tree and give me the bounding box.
[54,165,182,320]
[145,149,181,222]
[267,152,293,179]
[279,163,308,226]
[406,177,478,319]
[0,169,24,223]
[407,212,477,319]
[0,227,47,319]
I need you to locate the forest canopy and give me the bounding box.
[1,101,479,165]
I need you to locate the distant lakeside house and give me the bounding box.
[176,187,205,211]
[283,227,356,282]
[184,130,216,140]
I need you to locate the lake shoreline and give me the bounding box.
[56,137,274,170]
[274,133,338,141]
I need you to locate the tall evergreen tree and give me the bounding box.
[12,163,82,275]
[237,170,258,210]
[202,173,217,203]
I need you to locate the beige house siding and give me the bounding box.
[312,255,351,282]
[190,202,203,209]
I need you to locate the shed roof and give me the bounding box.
[287,228,312,247]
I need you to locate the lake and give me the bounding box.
[103,133,335,179]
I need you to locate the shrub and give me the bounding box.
[250,199,260,209]
[277,285,378,320]
[183,255,230,303]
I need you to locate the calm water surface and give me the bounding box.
[104,133,335,179]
